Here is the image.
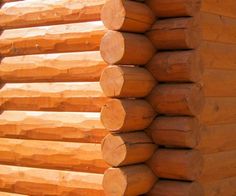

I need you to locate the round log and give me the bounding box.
[148,181,204,196]
[146,51,203,82]
[147,84,205,116]
[100,65,156,98]
[100,31,156,65]
[147,117,201,148]
[101,0,155,32]
[146,0,201,17]
[102,132,157,166]
[148,149,203,181]
[101,99,156,132]
[147,17,201,50]
[103,165,157,196]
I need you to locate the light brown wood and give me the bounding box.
[203,176,236,196]
[0,138,108,173]
[100,31,155,65]
[0,192,27,196]
[147,17,200,50]
[147,84,205,116]
[0,51,107,82]
[148,181,204,196]
[0,21,106,57]
[100,65,156,98]
[0,111,108,143]
[147,117,201,148]
[148,149,203,181]
[101,99,156,132]
[0,82,108,112]
[0,164,104,196]
[102,132,156,166]
[146,51,203,82]
[103,165,157,196]
[101,0,155,32]
[0,0,106,29]
[146,0,201,17]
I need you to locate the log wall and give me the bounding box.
[0,0,235,195]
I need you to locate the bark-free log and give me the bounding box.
[146,0,201,17]
[0,0,105,29]
[101,99,156,132]
[103,165,157,196]
[100,65,156,98]
[0,164,104,195]
[0,82,108,112]
[0,111,107,143]
[147,17,200,50]
[100,31,155,65]
[0,21,106,57]
[147,117,200,148]
[101,0,155,32]
[0,138,108,173]
[148,181,204,196]
[0,51,106,82]
[102,132,156,166]
[146,51,203,82]
[148,149,203,181]
[147,84,204,116]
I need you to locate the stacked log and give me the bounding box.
[99,0,158,195]
[0,1,109,195]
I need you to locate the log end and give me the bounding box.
[101,0,126,31]
[100,31,125,65]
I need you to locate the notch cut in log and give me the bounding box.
[103,165,157,196]
[147,17,201,50]
[100,65,156,98]
[148,180,204,196]
[101,0,155,32]
[147,117,201,148]
[101,99,156,132]
[0,0,106,29]
[146,0,201,18]
[147,83,205,116]
[146,51,203,82]
[147,149,203,181]
[100,31,156,65]
[102,132,156,166]
[0,51,107,83]
[0,111,108,143]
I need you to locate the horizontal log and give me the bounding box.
[203,176,236,196]
[0,164,104,195]
[100,65,156,98]
[101,99,156,132]
[197,124,236,153]
[199,150,236,182]
[146,51,203,82]
[147,117,200,148]
[0,138,108,173]
[0,51,107,82]
[100,31,155,65]
[147,84,205,116]
[199,97,236,125]
[0,192,27,196]
[0,0,105,29]
[0,82,108,112]
[103,165,157,196]
[101,132,156,166]
[148,181,204,196]
[0,21,106,57]
[146,0,201,17]
[0,111,108,143]
[147,17,200,50]
[148,149,203,181]
[101,0,155,32]
[201,0,236,19]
